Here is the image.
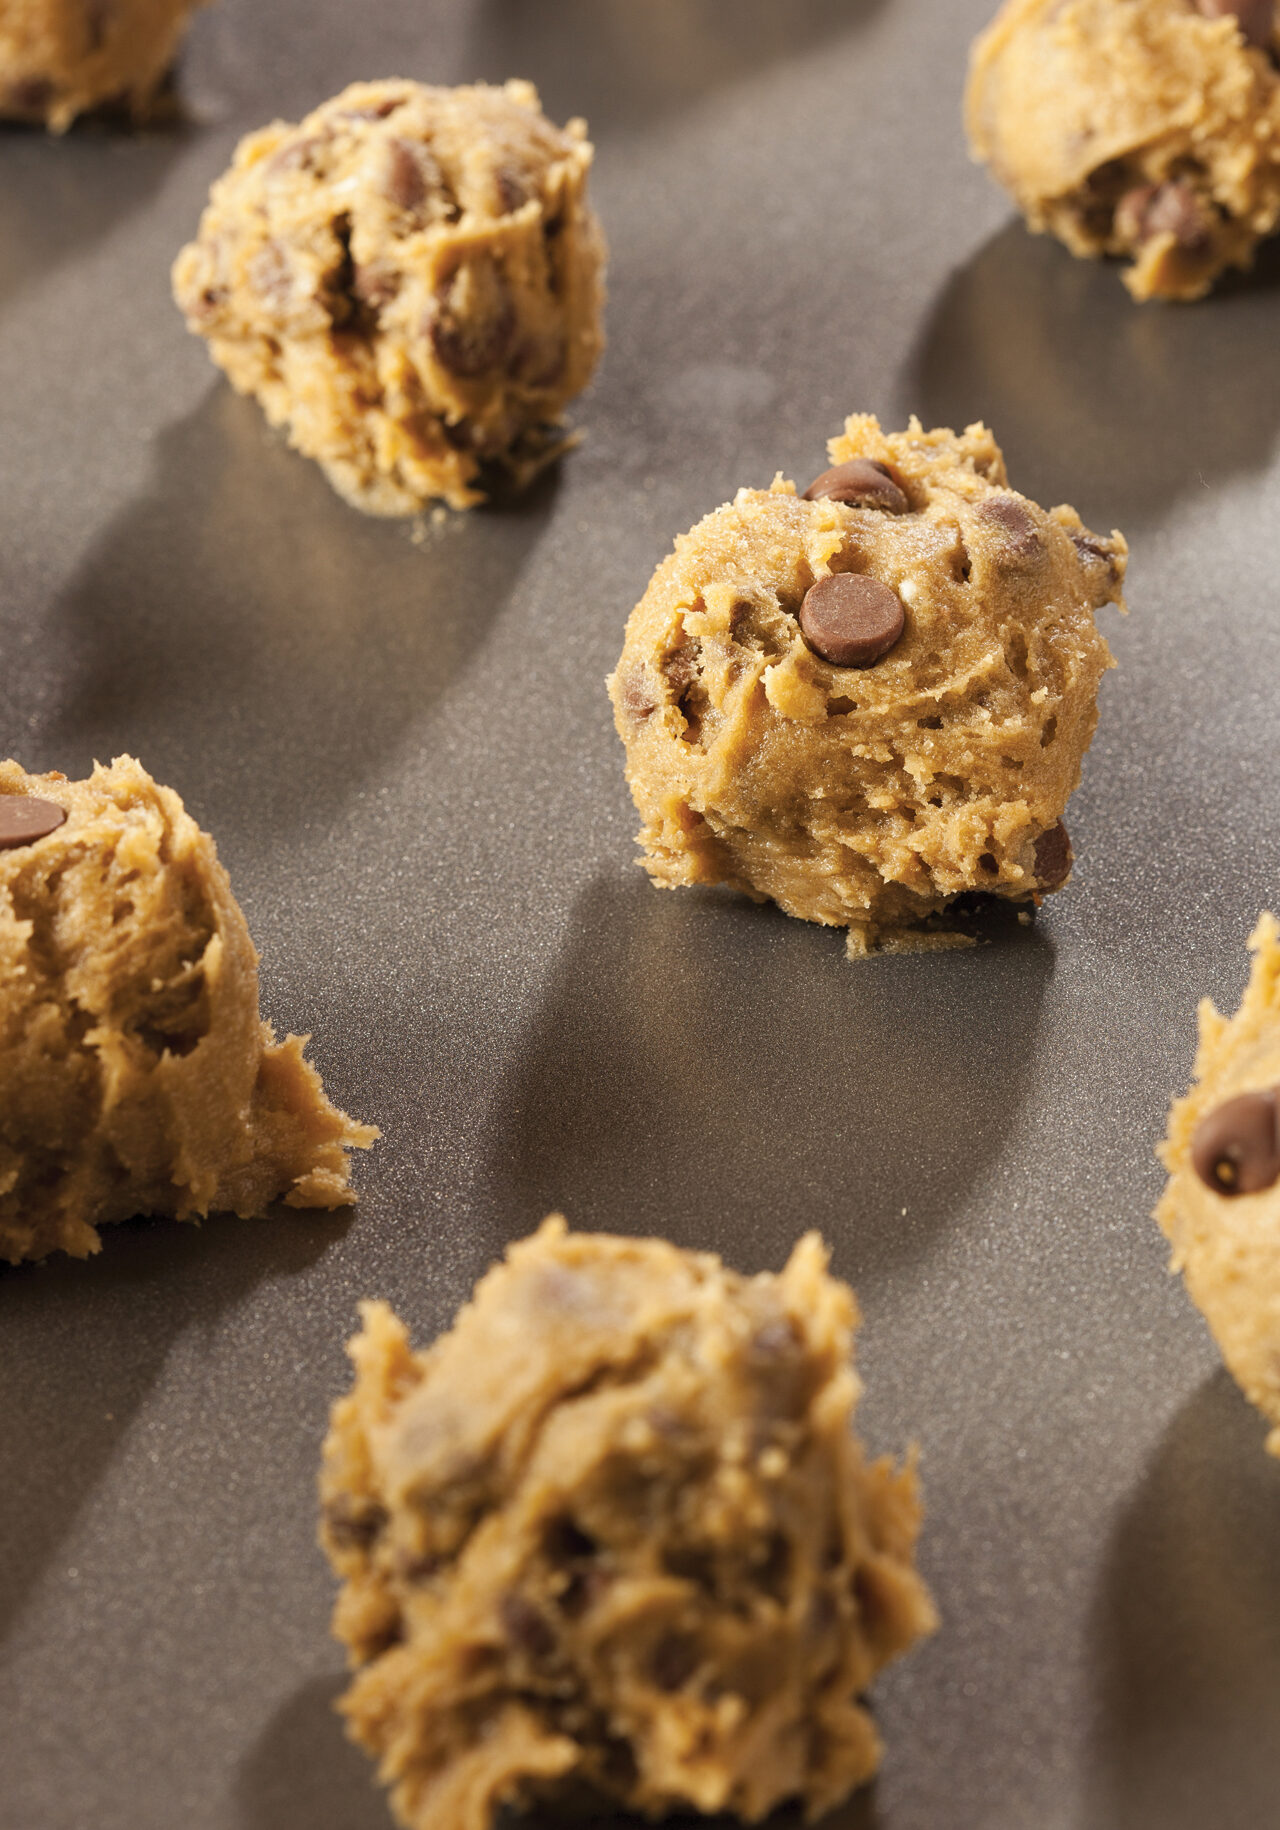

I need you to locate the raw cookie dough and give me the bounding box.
[173,79,606,514]
[608,415,1126,957]
[967,0,1280,301]
[0,0,202,131]
[1156,913,1280,1456]
[320,1218,936,1829]
[0,756,377,1266]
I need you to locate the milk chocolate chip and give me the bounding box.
[979,495,1041,558]
[1192,1089,1280,1195]
[799,574,905,669]
[0,796,67,850]
[803,459,908,515]
[1033,821,1072,891]
[1196,0,1274,50]
[1115,180,1212,252]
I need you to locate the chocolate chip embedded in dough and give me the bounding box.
[1115,180,1212,252]
[0,796,67,850]
[500,1593,555,1658]
[1196,0,1274,50]
[799,574,905,668]
[1191,1089,1280,1195]
[803,459,909,515]
[978,495,1041,558]
[383,138,428,212]
[1032,821,1072,890]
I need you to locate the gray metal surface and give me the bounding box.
[2,2,1279,1826]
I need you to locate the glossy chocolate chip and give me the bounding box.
[803,458,908,515]
[979,495,1041,558]
[1033,821,1072,891]
[799,573,905,669]
[0,795,66,850]
[1192,1089,1280,1194]
[1197,0,1274,49]
[383,138,428,212]
[1116,180,1211,252]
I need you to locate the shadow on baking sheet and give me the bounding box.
[232,1675,881,1830]
[33,384,558,838]
[481,871,1052,1282]
[0,1205,347,1651]
[903,219,1280,535]
[0,117,190,316]
[1083,1370,1280,1830]
[465,0,888,133]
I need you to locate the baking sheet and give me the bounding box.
[2,3,1280,1826]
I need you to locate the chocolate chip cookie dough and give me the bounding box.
[173,79,606,515]
[967,0,1280,302]
[609,415,1126,957]
[1156,915,1280,1456]
[0,0,202,131]
[320,1219,936,1830]
[0,756,376,1265]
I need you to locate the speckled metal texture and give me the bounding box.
[2,3,1279,1827]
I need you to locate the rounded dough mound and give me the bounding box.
[608,415,1126,957]
[967,0,1280,301]
[0,0,202,131]
[173,78,606,514]
[1156,914,1280,1457]
[0,755,377,1265]
[320,1218,936,1830]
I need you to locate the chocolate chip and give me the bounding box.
[1196,0,1274,48]
[6,77,54,114]
[650,1633,699,1692]
[662,640,700,693]
[1033,821,1072,891]
[383,138,431,213]
[84,0,112,52]
[268,134,326,177]
[429,259,515,378]
[1115,180,1212,252]
[323,1496,388,1552]
[0,796,66,850]
[978,495,1041,558]
[803,459,908,515]
[1192,1089,1280,1195]
[500,1593,555,1659]
[341,96,405,121]
[353,263,399,309]
[495,168,528,214]
[799,573,905,669]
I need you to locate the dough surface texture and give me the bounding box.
[0,0,200,130]
[320,1218,936,1829]
[608,415,1125,956]
[967,0,1280,301]
[1156,914,1280,1456]
[0,756,377,1265]
[173,78,605,514]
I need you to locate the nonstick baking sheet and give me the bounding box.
[3,3,1279,1827]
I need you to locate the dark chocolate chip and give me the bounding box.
[978,495,1041,558]
[1197,0,1274,48]
[1115,180,1212,252]
[323,1496,388,1552]
[268,134,326,177]
[650,1633,699,1692]
[1192,1089,1280,1194]
[0,796,66,850]
[429,260,515,378]
[803,458,909,515]
[749,1318,800,1363]
[495,167,528,214]
[500,1593,555,1659]
[798,573,905,669]
[1033,821,1072,891]
[383,138,428,213]
[341,96,406,121]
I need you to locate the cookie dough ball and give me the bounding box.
[172,79,606,515]
[0,0,202,131]
[967,0,1280,302]
[608,415,1126,957]
[320,1218,936,1829]
[0,756,377,1265]
[1156,914,1280,1456]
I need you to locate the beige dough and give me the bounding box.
[967,0,1280,301]
[608,415,1126,957]
[0,0,202,131]
[1156,914,1280,1456]
[320,1218,936,1830]
[0,756,377,1266]
[173,79,606,515]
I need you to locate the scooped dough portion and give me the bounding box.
[0,756,377,1265]
[320,1218,936,1830]
[967,0,1280,301]
[1156,914,1280,1456]
[0,0,202,131]
[608,414,1125,957]
[173,79,606,514]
